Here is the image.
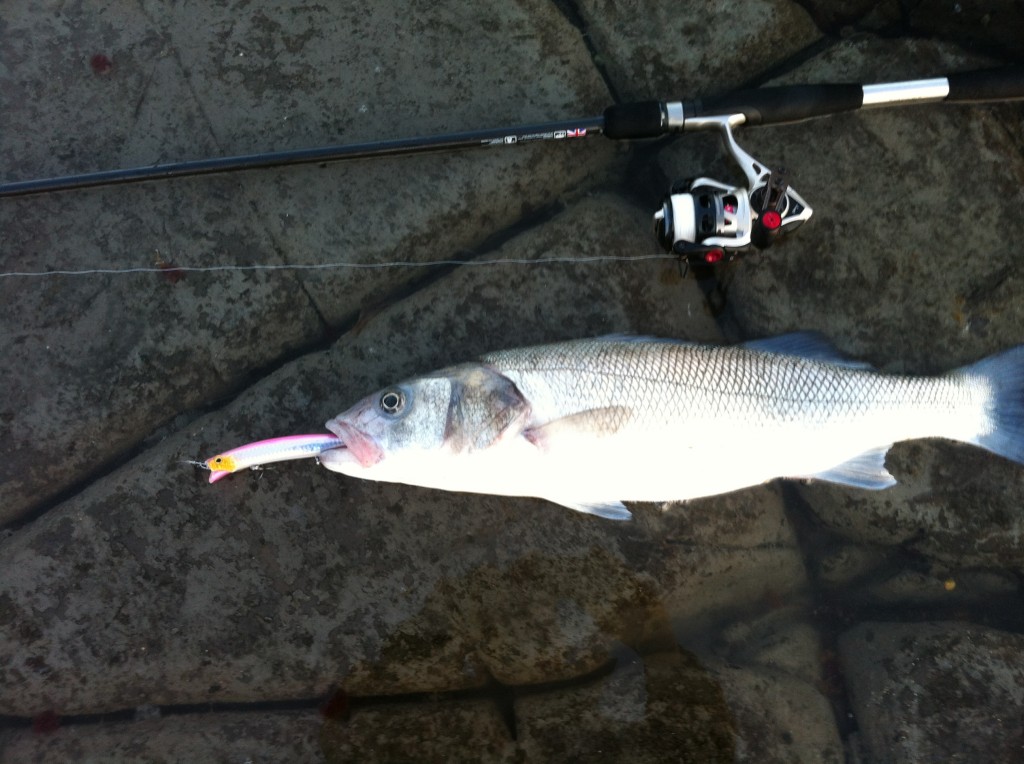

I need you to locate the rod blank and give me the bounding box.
[0,117,604,198]
[3,67,1022,198]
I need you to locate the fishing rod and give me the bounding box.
[2,67,1022,269]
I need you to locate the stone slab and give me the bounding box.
[840,622,1024,763]
[0,0,617,524]
[577,0,822,100]
[0,711,323,764]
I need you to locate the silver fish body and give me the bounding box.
[320,334,1024,520]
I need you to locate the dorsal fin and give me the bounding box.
[741,332,873,370]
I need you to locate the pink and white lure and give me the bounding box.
[204,434,343,483]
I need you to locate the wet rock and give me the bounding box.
[798,1,902,31]
[326,645,841,762]
[514,646,841,762]
[857,568,1019,608]
[656,487,811,641]
[0,711,323,763]
[321,700,517,763]
[577,0,822,100]
[908,0,1024,58]
[0,0,616,525]
[717,607,826,687]
[839,622,1024,763]
[695,609,844,761]
[515,648,737,761]
[800,440,1024,571]
[814,541,889,589]
[714,664,843,763]
[0,194,810,716]
[810,534,1021,606]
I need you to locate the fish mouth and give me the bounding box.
[325,419,384,468]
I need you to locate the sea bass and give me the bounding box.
[319,334,1024,520]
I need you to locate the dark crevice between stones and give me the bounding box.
[549,0,622,104]
[779,482,1024,745]
[296,278,332,337]
[792,1,905,36]
[327,659,617,741]
[894,1,1024,62]
[738,35,842,90]
[0,658,618,737]
[0,697,323,732]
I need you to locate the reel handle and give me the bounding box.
[696,84,863,126]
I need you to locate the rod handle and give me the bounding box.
[602,101,666,139]
[696,84,864,126]
[946,66,1024,102]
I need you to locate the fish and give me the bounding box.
[315,333,1024,521]
[205,434,343,483]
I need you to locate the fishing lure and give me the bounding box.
[203,434,343,483]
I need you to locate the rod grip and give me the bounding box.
[603,101,665,139]
[696,84,864,125]
[946,67,1024,102]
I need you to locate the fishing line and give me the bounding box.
[0,253,678,279]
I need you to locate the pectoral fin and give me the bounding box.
[800,446,897,490]
[545,497,633,521]
[524,406,632,451]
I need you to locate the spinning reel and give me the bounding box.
[3,65,1021,283]
[653,115,812,268]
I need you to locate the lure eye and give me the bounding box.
[379,389,406,415]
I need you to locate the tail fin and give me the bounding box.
[962,345,1024,464]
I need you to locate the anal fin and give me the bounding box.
[545,497,633,521]
[799,446,897,490]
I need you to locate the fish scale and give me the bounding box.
[485,340,921,429]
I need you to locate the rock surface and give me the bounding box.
[840,622,1024,763]
[0,0,616,525]
[0,711,323,764]
[3,0,1024,760]
[578,0,822,100]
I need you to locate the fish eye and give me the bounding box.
[379,389,406,415]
